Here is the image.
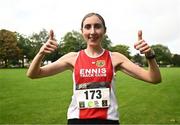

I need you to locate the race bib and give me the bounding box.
[75,88,110,109]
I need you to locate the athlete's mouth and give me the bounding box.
[88,36,98,41]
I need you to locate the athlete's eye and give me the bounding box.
[84,24,91,30]
[83,23,103,30]
[94,23,102,29]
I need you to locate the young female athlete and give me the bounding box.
[27,12,161,124]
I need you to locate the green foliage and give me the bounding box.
[60,31,86,54]
[110,44,131,59]
[132,53,145,66]
[16,33,32,67]
[29,29,49,59]
[101,35,112,50]
[0,29,179,67]
[151,44,172,65]
[0,29,20,67]
[172,54,180,66]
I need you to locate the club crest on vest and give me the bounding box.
[96,60,105,67]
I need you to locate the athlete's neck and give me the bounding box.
[85,46,104,58]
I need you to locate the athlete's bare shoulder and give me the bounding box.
[62,52,78,59]
[111,52,129,70]
[56,52,78,69]
[111,52,127,61]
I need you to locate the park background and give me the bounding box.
[0,0,180,124]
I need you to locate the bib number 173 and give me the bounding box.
[84,89,102,100]
[75,88,110,109]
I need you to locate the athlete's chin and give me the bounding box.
[88,40,100,45]
[88,42,100,46]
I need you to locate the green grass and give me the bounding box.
[0,68,180,124]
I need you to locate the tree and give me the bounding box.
[16,33,32,67]
[110,44,131,59]
[132,53,144,66]
[101,35,112,50]
[0,29,20,67]
[29,29,49,59]
[172,54,180,67]
[151,44,172,66]
[60,31,86,54]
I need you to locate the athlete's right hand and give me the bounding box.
[39,30,58,55]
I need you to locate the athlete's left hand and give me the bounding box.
[134,30,151,54]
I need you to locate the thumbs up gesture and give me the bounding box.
[39,30,58,55]
[134,30,151,54]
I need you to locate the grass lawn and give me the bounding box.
[0,68,180,124]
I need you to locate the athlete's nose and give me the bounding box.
[90,26,95,35]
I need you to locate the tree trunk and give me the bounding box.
[22,58,24,68]
[4,59,8,68]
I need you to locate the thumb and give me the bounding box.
[138,30,142,41]
[49,29,54,40]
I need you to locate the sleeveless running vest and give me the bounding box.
[67,50,119,120]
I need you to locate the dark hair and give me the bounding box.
[81,12,106,31]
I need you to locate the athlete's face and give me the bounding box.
[81,15,106,47]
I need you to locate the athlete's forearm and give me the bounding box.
[147,58,161,84]
[26,52,45,79]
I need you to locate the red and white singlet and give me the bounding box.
[67,49,119,120]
